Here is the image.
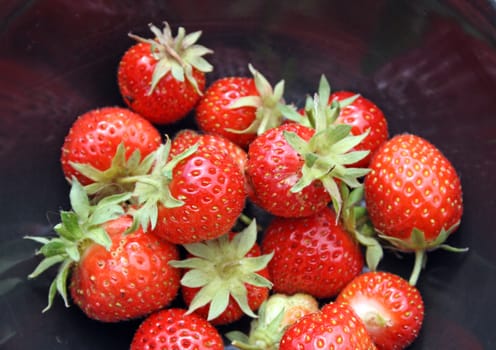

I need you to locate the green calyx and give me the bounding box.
[226,293,319,350]
[225,64,286,136]
[25,179,130,312]
[129,22,213,95]
[280,75,370,218]
[70,143,156,201]
[169,219,273,321]
[339,183,383,271]
[378,222,468,285]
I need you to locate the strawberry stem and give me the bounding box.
[409,250,425,286]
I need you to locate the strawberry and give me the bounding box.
[261,207,364,299]
[129,136,247,244]
[329,90,389,167]
[248,77,370,218]
[130,308,224,350]
[169,220,273,325]
[279,302,377,350]
[118,22,213,124]
[195,64,286,148]
[61,106,162,186]
[336,271,424,350]
[227,292,319,350]
[364,133,465,284]
[26,179,181,322]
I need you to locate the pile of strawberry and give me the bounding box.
[27,22,466,350]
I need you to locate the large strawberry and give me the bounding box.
[195,64,286,148]
[118,22,213,124]
[61,106,162,187]
[169,220,273,325]
[130,308,224,350]
[130,136,247,244]
[26,179,181,322]
[279,302,377,350]
[261,206,364,299]
[337,271,424,350]
[364,133,465,285]
[248,77,370,218]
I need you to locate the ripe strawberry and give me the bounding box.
[330,90,389,167]
[26,180,181,322]
[61,106,162,186]
[195,64,286,148]
[364,133,465,284]
[227,293,319,350]
[248,78,370,218]
[130,136,247,244]
[261,207,364,299]
[130,308,224,350]
[279,302,377,350]
[337,271,424,350]
[118,22,213,124]
[169,220,273,325]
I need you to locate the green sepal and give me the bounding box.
[129,22,213,95]
[168,219,273,321]
[25,178,129,312]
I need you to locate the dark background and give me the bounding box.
[1,0,495,349]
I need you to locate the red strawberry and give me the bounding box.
[61,106,162,186]
[195,64,286,148]
[279,302,377,350]
[118,22,213,124]
[130,308,224,350]
[261,207,364,299]
[26,180,181,322]
[169,220,273,325]
[248,78,370,218]
[336,271,424,350]
[227,292,319,350]
[330,91,389,167]
[364,133,465,284]
[129,135,246,244]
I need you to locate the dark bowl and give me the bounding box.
[1,0,496,349]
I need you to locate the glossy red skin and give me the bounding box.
[337,271,424,350]
[181,233,270,326]
[195,77,258,148]
[261,207,364,299]
[61,107,162,185]
[118,42,206,125]
[246,123,331,218]
[279,302,377,350]
[151,139,247,244]
[130,308,224,350]
[69,216,181,322]
[329,91,389,168]
[364,133,463,245]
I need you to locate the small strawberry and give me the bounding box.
[261,207,364,299]
[248,77,370,218]
[129,135,246,244]
[26,179,181,322]
[279,302,377,350]
[61,106,162,186]
[329,90,389,167]
[130,308,224,350]
[364,133,465,284]
[169,220,273,325]
[118,22,213,124]
[227,293,319,350]
[195,64,286,148]
[336,271,425,350]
